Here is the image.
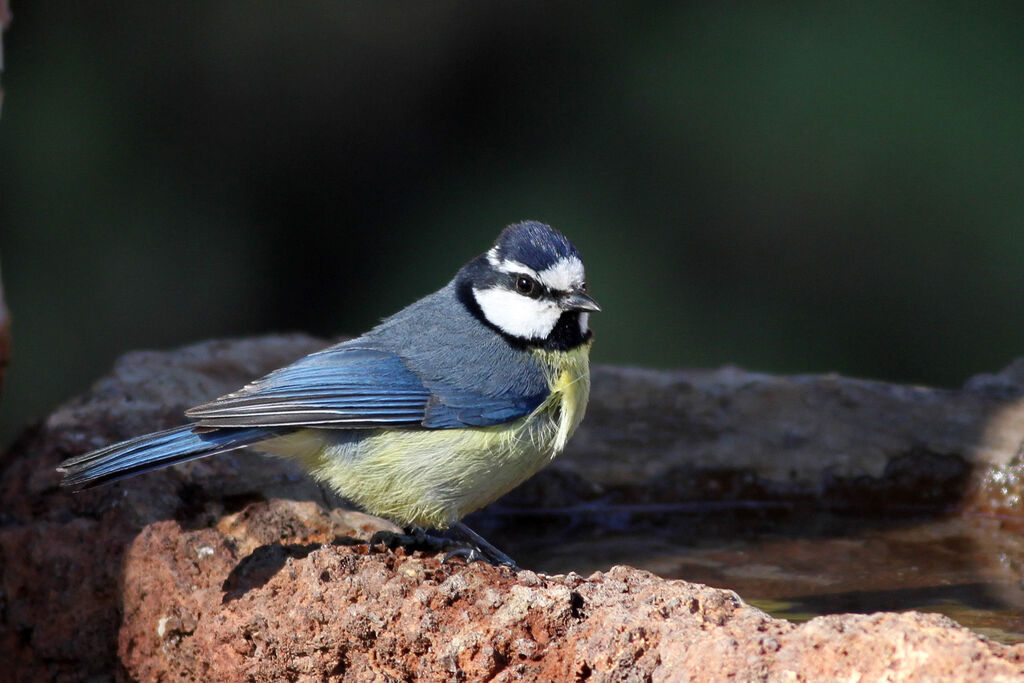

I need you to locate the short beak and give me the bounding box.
[561,289,601,313]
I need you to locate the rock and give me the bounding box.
[0,335,334,679]
[4,334,1024,679]
[570,364,1024,511]
[112,507,1024,682]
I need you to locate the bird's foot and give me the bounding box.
[367,524,518,570]
[369,527,446,553]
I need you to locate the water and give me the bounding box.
[483,505,1024,643]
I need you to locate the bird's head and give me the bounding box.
[458,221,600,351]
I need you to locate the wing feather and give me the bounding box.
[186,347,431,428]
[185,346,545,429]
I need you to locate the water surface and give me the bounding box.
[483,505,1024,643]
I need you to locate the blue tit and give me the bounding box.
[59,221,600,567]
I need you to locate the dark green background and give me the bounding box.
[3,2,1024,442]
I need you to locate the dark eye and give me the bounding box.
[515,275,539,297]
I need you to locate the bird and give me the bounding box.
[58,221,600,567]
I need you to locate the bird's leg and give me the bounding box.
[444,522,519,570]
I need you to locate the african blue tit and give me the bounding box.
[58,221,600,567]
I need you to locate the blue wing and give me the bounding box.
[185,346,545,429]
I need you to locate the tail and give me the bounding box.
[57,425,278,490]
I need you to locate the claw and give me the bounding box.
[442,547,483,565]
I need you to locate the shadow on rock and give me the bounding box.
[222,537,364,603]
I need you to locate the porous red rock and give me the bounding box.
[114,500,1024,681]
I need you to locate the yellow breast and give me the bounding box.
[532,344,593,453]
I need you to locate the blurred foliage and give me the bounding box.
[3,2,1024,441]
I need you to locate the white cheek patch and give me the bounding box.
[537,256,585,292]
[473,286,562,340]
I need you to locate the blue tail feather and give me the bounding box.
[58,425,277,490]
